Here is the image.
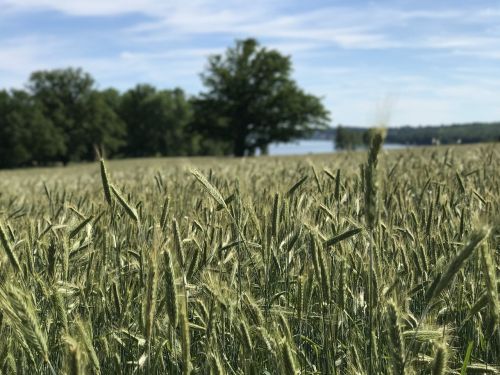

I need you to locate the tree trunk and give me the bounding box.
[259,144,269,156]
[234,133,246,157]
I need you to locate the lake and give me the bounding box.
[266,139,408,156]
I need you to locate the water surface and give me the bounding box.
[267,140,408,156]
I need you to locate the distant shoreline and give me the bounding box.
[309,122,500,145]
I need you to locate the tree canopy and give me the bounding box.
[28,68,125,163]
[0,89,65,168]
[119,85,194,157]
[192,38,330,156]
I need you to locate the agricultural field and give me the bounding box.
[0,141,498,374]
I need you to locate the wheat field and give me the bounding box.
[0,140,499,374]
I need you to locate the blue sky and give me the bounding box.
[1,0,499,126]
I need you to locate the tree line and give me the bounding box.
[0,38,329,168]
[386,123,500,145]
[333,123,500,150]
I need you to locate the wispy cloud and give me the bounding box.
[1,0,164,16]
[1,0,499,124]
[0,36,68,86]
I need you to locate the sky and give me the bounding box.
[1,0,499,126]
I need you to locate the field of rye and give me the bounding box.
[0,138,498,374]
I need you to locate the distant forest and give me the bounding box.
[315,123,500,149]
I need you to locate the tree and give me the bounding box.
[192,38,330,156]
[28,68,125,163]
[0,90,30,167]
[0,89,65,168]
[119,85,194,157]
[335,125,364,150]
[86,90,126,159]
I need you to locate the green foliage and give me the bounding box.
[327,123,500,147]
[28,67,125,163]
[0,69,126,168]
[119,85,195,157]
[86,90,126,159]
[335,125,380,150]
[192,38,330,156]
[335,124,365,150]
[388,123,500,145]
[0,89,65,167]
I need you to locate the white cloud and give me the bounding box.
[1,0,500,124]
[423,36,499,49]
[3,1,499,52]
[1,0,163,16]
[0,36,68,87]
[451,49,500,60]
[477,7,500,17]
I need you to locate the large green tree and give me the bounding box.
[192,38,330,156]
[28,68,125,163]
[119,85,195,157]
